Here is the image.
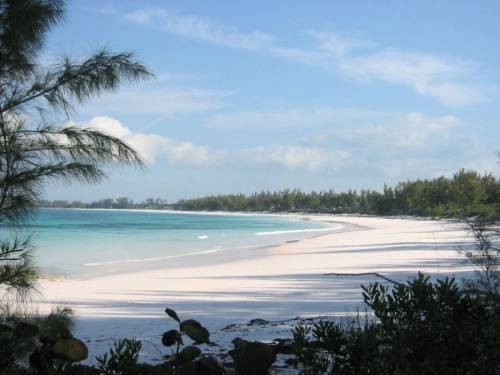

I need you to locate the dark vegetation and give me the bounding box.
[1,1,499,374]
[42,169,499,219]
[0,0,149,301]
[40,197,168,210]
[172,169,499,218]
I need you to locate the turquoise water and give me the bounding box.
[1,209,336,277]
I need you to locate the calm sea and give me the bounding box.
[1,208,339,277]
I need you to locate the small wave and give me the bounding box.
[197,235,208,239]
[83,247,221,267]
[254,225,343,236]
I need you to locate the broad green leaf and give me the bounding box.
[165,307,180,322]
[51,337,88,362]
[162,329,182,347]
[180,319,210,344]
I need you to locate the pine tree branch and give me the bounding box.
[1,49,153,113]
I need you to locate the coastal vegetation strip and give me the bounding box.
[42,169,499,218]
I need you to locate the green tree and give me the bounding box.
[0,0,151,300]
[450,169,487,212]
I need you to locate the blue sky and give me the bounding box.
[46,0,500,201]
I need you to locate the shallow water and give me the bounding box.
[1,208,338,276]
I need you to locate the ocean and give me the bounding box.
[1,208,339,277]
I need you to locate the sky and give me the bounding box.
[45,0,500,202]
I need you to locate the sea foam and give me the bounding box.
[254,225,343,236]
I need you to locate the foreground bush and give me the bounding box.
[292,273,500,374]
[3,270,498,375]
[0,307,88,374]
[292,222,500,374]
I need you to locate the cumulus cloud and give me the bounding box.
[74,117,353,172]
[123,10,493,107]
[79,117,224,166]
[215,108,479,179]
[68,112,497,183]
[308,112,480,180]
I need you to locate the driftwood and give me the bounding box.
[324,272,401,285]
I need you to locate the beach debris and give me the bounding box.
[247,318,269,326]
[221,323,239,331]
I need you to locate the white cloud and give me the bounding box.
[82,109,485,180]
[163,141,222,167]
[126,10,277,51]
[85,86,225,116]
[205,106,390,130]
[307,30,374,57]
[206,107,468,176]
[307,111,487,180]
[338,112,460,149]
[338,49,485,106]
[125,9,154,25]
[204,107,456,146]
[67,112,497,184]
[375,149,498,181]
[125,9,322,65]
[73,117,352,172]
[123,10,493,107]
[205,107,348,130]
[241,145,351,171]
[80,117,224,166]
[205,106,470,176]
[339,49,465,82]
[414,82,486,107]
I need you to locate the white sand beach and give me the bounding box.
[37,215,473,364]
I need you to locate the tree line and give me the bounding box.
[174,169,499,217]
[40,197,168,210]
[41,169,499,217]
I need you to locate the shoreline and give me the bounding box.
[35,211,346,281]
[36,213,473,312]
[36,214,473,364]
[39,206,465,222]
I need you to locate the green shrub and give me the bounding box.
[96,339,142,375]
[162,307,225,374]
[292,273,500,374]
